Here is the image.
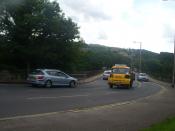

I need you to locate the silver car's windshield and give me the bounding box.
[104,71,111,74]
[30,70,44,75]
[139,73,146,76]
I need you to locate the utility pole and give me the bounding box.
[162,0,175,88]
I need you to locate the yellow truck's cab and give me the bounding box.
[108,64,135,88]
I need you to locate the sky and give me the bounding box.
[57,0,175,53]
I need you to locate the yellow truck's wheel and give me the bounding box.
[109,84,113,88]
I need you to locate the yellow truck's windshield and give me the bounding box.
[112,68,129,74]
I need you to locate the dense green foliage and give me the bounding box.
[0,0,82,73]
[77,44,173,81]
[0,0,173,81]
[77,44,130,70]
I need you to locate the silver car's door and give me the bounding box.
[46,71,59,85]
[55,72,70,85]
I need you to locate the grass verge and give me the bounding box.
[141,117,175,131]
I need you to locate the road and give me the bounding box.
[1,77,174,131]
[0,78,160,118]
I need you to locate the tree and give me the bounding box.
[0,0,81,73]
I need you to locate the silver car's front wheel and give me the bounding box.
[70,81,76,88]
[45,80,52,88]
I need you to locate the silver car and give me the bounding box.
[27,69,78,88]
[103,70,111,80]
[137,73,149,82]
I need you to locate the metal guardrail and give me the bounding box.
[70,74,87,80]
[0,70,103,84]
[70,70,102,80]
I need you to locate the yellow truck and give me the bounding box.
[108,64,135,88]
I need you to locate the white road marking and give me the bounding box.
[27,94,90,100]
[59,94,90,98]
[135,81,142,88]
[27,96,58,100]
[26,91,120,100]
[0,100,137,121]
[104,92,118,95]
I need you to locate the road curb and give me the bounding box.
[149,77,171,88]
[78,73,102,84]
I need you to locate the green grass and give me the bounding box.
[141,117,175,131]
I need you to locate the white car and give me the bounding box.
[103,70,111,80]
[137,73,149,82]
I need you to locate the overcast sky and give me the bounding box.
[57,0,175,53]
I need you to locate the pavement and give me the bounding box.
[0,78,175,131]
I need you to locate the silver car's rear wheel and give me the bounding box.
[45,80,52,88]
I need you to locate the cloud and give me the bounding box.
[98,32,108,40]
[57,0,175,53]
[163,24,174,39]
[62,0,111,21]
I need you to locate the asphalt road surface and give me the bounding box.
[0,78,160,118]
[0,77,169,131]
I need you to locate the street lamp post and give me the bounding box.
[133,41,142,73]
[139,42,142,73]
[172,37,175,87]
